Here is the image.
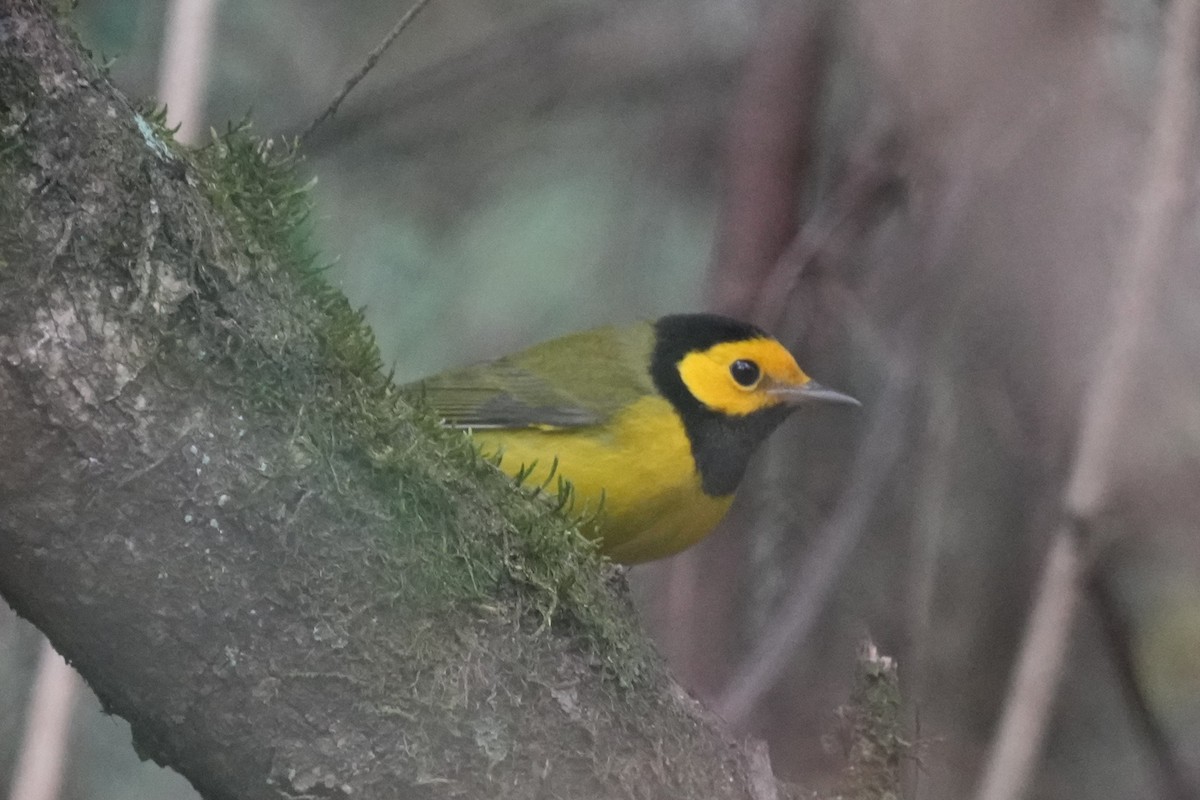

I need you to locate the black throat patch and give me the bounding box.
[649,315,795,497]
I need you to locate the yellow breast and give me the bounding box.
[472,395,733,564]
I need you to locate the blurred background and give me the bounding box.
[4,0,1200,799]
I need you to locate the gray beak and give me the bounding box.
[769,380,861,407]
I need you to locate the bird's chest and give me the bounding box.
[472,395,733,563]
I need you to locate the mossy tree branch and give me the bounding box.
[0,4,790,799]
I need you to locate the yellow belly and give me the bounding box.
[473,395,733,564]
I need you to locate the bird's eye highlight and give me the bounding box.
[730,359,761,387]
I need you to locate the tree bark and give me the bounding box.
[0,3,779,799]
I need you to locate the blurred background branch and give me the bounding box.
[977,0,1200,797]
[155,0,218,144]
[9,642,79,800]
[973,528,1084,800]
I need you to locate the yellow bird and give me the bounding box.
[406,314,857,563]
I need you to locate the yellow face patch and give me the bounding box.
[676,338,810,416]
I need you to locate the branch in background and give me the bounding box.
[972,528,1084,800]
[974,0,1200,798]
[8,641,80,800]
[296,4,741,155]
[752,132,900,331]
[709,0,833,318]
[1064,0,1200,519]
[298,0,435,145]
[156,0,220,144]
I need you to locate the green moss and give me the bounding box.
[834,642,907,800]
[191,120,315,273]
[177,119,653,685]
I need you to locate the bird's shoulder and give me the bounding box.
[406,321,658,429]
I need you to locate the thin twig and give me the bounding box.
[714,367,914,726]
[973,527,1084,800]
[1088,569,1200,800]
[974,1,1200,798]
[298,0,436,145]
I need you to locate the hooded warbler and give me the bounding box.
[407,313,857,564]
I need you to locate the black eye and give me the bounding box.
[730,359,760,387]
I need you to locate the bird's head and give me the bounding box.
[650,313,858,495]
[673,332,859,414]
[652,313,858,416]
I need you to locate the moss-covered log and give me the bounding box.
[0,3,787,798]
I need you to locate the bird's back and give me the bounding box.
[407,321,659,431]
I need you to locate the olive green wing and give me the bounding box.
[404,322,657,430]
